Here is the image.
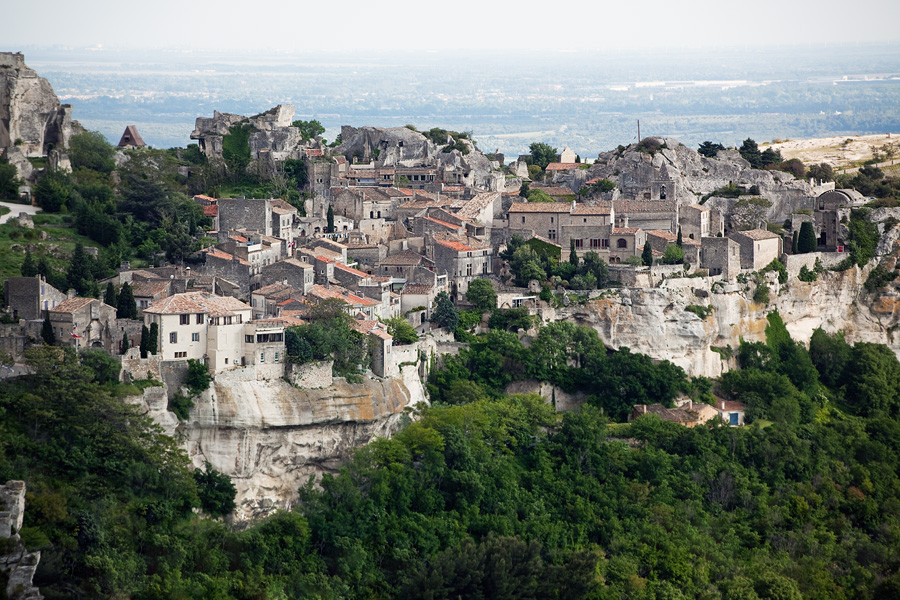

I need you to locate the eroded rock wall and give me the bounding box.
[551,266,897,378]
[136,366,425,521]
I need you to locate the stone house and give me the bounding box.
[306,284,384,320]
[679,203,722,240]
[259,258,315,295]
[451,191,500,228]
[730,229,783,270]
[508,202,573,244]
[700,237,741,279]
[4,275,67,321]
[142,291,283,375]
[49,297,117,353]
[131,279,172,316]
[614,199,678,231]
[814,189,863,250]
[376,249,435,283]
[631,403,702,427]
[400,282,435,328]
[715,399,746,426]
[432,239,493,297]
[349,318,394,377]
[250,282,297,319]
[202,249,253,298]
[561,204,615,258]
[645,230,701,264]
[607,228,647,264]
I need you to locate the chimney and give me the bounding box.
[721,400,725,410]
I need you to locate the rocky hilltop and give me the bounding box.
[135,365,425,521]
[575,138,827,224]
[0,52,80,181]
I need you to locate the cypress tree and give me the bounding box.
[642,240,653,267]
[140,324,150,358]
[569,239,579,267]
[41,313,56,345]
[21,250,37,277]
[117,282,137,320]
[326,204,335,234]
[66,242,92,295]
[676,227,683,247]
[148,322,159,355]
[104,282,117,307]
[798,222,817,254]
[121,331,130,355]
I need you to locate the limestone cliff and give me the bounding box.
[1,481,42,600]
[0,52,79,179]
[578,139,826,224]
[552,263,897,379]
[136,366,425,521]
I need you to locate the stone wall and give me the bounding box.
[289,360,334,388]
[120,348,163,382]
[783,252,847,278]
[1,480,42,600]
[159,360,190,399]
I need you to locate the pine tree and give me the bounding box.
[642,240,653,267]
[140,324,150,358]
[21,250,37,277]
[41,313,56,345]
[676,227,683,247]
[104,282,117,307]
[326,204,335,234]
[121,331,130,355]
[148,322,159,355]
[117,282,138,320]
[569,239,579,267]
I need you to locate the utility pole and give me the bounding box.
[637,119,641,142]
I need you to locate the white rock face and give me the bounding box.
[551,267,899,378]
[138,366,425,521]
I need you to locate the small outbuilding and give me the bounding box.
[117,125,146,149]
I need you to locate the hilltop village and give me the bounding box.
[0,81,888,415]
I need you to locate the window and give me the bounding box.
[548,229,556,240]
[466,263,473,276]
[174,351,187,358]
[192,332,200,342]
[180,314,190,325]
[590,238,601,249]
[550,217,554,224]
[274,352,280,363]
[521,216,525,223]
[574,239,584,249]
[260,352,265,363]
[196,313,203,324]
[245,335,254,343]
[617,238,628,249]
[170,332,177,344]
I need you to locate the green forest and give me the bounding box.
[2,309,900,599]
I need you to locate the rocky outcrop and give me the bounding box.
[582,139,820,224]
[336,125,437,166]
[190,104,307,165]
[0,52,79,178]
[550,265,897,379]
[1,481,42,600]
[135,366,425,522]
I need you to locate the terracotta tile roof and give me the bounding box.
[646,230,701,246]
[268,198,296,212]
[402,282,433,295]
[229,235,249,243]
[377,250,429,266]
[130,269,165,281]
[205,249,251,266]
[131,280,171,298]
[335,263,370,278]
[572,204,611,216]
[539,186,577,197]
[144,292,250,317]
[454,192,498,219]
[614,200,677,214]
[50,297,95,314]
[633,403,700,424]
[731,228,781,241]
[545,162,580,171]
[612,227,643,235]
[194,194,217,203]
[253,282,295,298]
[271,207,293,215]
[308,285,378,307]
[202,204,218,217]
[508,202,572,213]
[305,148,324,157]
[315,256,335,264]
[684,203,710,212]
[435,239,479,252]
[277,258,313,270]
[716,400,746,412]
[422,216,461,230]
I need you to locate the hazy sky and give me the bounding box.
[7,0,900,53]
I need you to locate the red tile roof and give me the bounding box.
[435,239,479,252]
[205,249,251,266]
[508,202,572,213]
[545,162,580,171]
[50,297,96,314]
[144,292,250,316]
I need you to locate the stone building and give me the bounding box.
[680,203,719,240]
[607,228,647,264]
[432,239,493,297]
[49,297,117,352]
[258,258,315,295]
[508,202,573,243]
[701,237,741,279]
[730,229,783,270]
[117,125,146,149]
[376,249,434,283]
[814,189,864,250]
[3,275,67,321]
[645,230,701,264]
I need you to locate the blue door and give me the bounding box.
[730,412,739,426]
